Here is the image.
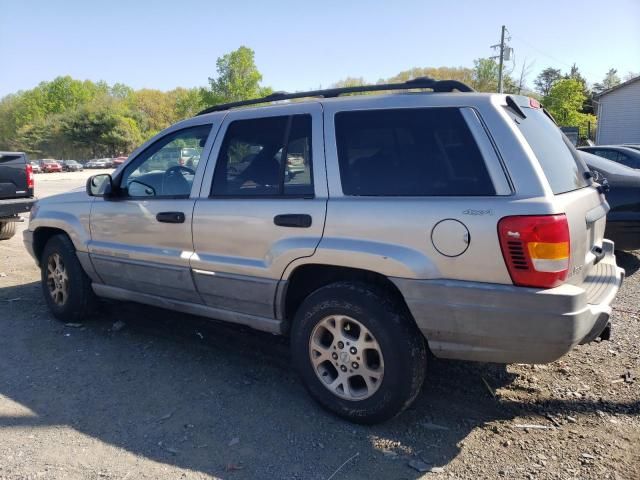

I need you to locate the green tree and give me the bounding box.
[563,64,593,114]
[42,76,102,114]
[385,66,475,86]
[534,67,562,96]
[593,68,621,94]
[61,100,139,158]
[12,116,68,158]
[0,94,21,150]
[127,89,175,137]
[101,115,142,156]
[110,83,134,100]
[331,77,367,88]
[544,78,596,136]
[169,87,205,119]
[201,46,271,106]
[472,58,500,92]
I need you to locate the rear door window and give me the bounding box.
[212,114,313,197]
[506,107,588,194]
[334,108,495,196]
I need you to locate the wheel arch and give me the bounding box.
[32,227,70,264]
[32,227,100,283]
[280,263,416,334]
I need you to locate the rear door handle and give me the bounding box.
[274,214,312,228]
[156,211,185,223]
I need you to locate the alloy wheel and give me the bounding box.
[309,315,384,401]
[46,253,69,306]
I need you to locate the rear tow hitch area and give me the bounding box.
[599,322,612,341]
[580,317,612,345]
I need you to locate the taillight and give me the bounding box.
[26,163,34,189]
[498,214,570,289]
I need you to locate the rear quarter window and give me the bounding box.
[506,107,588,194]
[334,107,496,196]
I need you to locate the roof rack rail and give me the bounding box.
[196,77,474,115]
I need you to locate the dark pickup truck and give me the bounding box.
[0,152,35,240]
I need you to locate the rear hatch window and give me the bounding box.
[505,102,606,286]
[506,106,588,194]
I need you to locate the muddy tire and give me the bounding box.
[291,282,426,424]
[40,234,95,322]
[0,221,16,240]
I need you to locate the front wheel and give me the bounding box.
[291,282,427,424]
[41,234,95,322]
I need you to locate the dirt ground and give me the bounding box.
[0,171,638,480]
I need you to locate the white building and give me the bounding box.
[595,75,640,145]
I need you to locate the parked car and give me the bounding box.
[178,148,200,167]
[39,159,62,173]
[30,161,42,173]
[578,145,640,170]
[24,78,624,423]
[112,156,128,167]
[0,152,35,240]
[85,158,113,169]
[580,151,640,250]
[62,160,83,172]
[622,144,640,152]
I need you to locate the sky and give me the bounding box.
[1,0,639,97]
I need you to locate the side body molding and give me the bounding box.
[281,237,440,280]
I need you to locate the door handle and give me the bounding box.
[156,211,185,223]
[274,214,312,228]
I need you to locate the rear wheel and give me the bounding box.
[291,282,426,424]
[41,234,95,322]
[0,221,16,240]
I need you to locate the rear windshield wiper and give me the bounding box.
[506,96,527,119]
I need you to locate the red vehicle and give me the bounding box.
[112,156,128,167]
[40,159,62,173]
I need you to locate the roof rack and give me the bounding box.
[196,77,474,115]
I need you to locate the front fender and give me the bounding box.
[29,197,93,253]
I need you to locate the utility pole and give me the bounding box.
[497,25,506,93]
[490,25,511,93]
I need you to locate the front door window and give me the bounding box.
[120,125,211,198]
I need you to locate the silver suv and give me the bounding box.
[24,78,624,424]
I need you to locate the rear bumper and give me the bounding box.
[392,240,624,364]
[0,197,35,219]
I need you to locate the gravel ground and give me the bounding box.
[0,171,638,480]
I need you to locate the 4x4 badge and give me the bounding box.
[463,208,493,216]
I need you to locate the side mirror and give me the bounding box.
[128,179,156,197]
[86,174,113,197]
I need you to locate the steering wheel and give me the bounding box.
[165,165,195,177]
[162,165,195,195]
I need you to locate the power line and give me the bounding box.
[509,33,574,70]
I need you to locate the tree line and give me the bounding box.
[0,45,634,159]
